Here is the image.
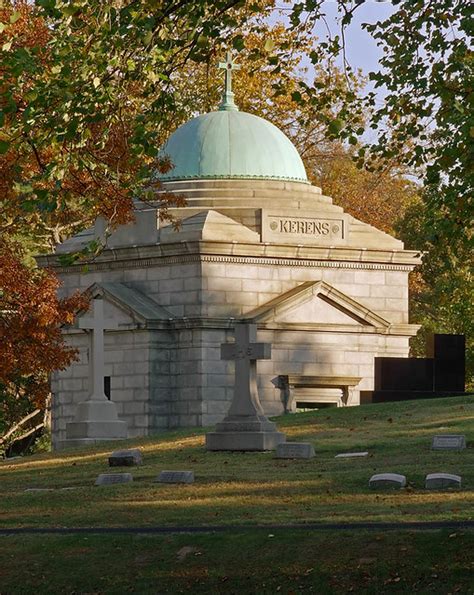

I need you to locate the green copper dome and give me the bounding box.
[158,110,308,183]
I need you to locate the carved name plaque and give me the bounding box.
[261,210,347,246]
[431,435,466,451]
[157,470,194,484]
[275,442,315,459]
[95,473,133,486]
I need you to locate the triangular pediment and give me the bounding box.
[159,210,260,243]
[244,281,391,329]
[76,282,174,328]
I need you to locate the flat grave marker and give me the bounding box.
[95,473,133,486]
[275,442,315,459]
[425,473,462,489]
[431,435,466,451]
[109,448,142,467]
[369,473,406,489]
[335,451,369,459]
[24,488,54,493]
[157,470,194,484]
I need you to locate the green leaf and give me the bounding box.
[328,119,344,135]
[58,253,79,267]
[9,11,21,24]
[291,91,302,103]
[25,90,38,102]
[232,35,245,52]
[2,41,13,52]
[0,140,9,154]
[0,112,4,127]
[21,200,37,212]
[0,23,7,33]
[264,38,275,52]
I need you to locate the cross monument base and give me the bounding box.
[206,414,286,451]
[63,399,127,449]
[205,324,286,451]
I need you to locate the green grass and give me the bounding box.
[1,530,473,594]
[0,396,473,593]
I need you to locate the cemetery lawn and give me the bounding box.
[1,395,473,593]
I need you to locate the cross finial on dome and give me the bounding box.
[218,51,241,112]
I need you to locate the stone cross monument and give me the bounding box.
[206,324,286,451]
[64,297,127,447]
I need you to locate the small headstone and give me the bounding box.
[95,473,133,486]
[24,488,54,493]
[335,451,369,459]
[109,448,142,467]
[425,473,462,489]
[157,470,194,484]
[275,442,315,459]
[369,473,406,489]
[431,435,466,451]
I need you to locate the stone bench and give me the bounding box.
[279,375,362,412]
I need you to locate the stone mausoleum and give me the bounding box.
[38,56,422,449]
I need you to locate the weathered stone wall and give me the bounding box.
[50,249,414,446]
[200,260,409,323]
[52,329,156,447]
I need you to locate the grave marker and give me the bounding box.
[109,448,142,467]
[425,473,462,489]
[24,488,54,493]
[335,451,369,459]
[431,435,466,451]
[206,324,286,451]
[65,297,127,447]
[95,473,133,486]
[157,470,194,484]
[275,442,314,459]
[369,473,406,489]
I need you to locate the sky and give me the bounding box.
[310,1,397,76]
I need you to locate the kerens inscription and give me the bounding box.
[274,219,334,235]
[262,210,347,246]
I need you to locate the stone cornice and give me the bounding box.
[151,318,420,336]
[62,315,419,336]
[36,240,422,274]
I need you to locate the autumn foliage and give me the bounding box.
[0,240,88,449]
